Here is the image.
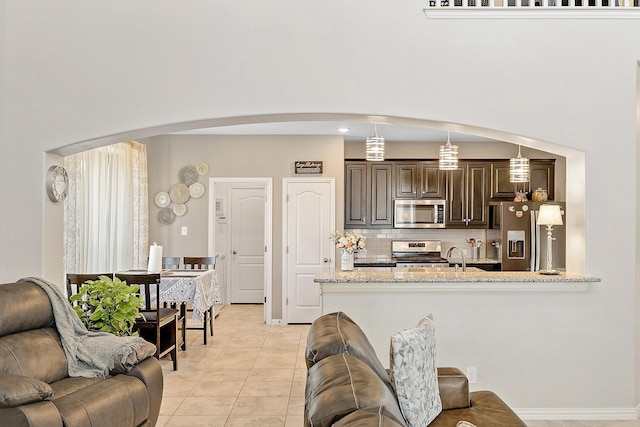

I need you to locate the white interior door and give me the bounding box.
[284,178,335,323]
[230,185,265,303]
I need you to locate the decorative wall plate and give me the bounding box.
[158,208,176,224]
[179,166,198,186]
[172,203,188,217]
[189,182,205,199]
[169,183,190,204]
[154,191,171,208]
[196,162,209,176]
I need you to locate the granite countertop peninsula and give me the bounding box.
[314,267,600,292]
[315,267,600,285]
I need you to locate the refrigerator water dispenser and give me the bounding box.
[507,230,526,259]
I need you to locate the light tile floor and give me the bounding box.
[157,304,307,427]
[158,304,639,427]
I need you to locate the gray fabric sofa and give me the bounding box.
[0,281,163,427]
[304,312,527,427]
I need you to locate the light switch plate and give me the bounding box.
[181,226,188,236]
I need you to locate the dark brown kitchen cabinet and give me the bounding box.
[491,161,517,199]
[370,163,393,225]
[394,163,419,199]
[529,160,555,200]
[446,162,490,228]
[420,161,446,199]
[491,159,555,200]
[393,161,445,200]
[345,162,367,226]
[345,161,393,228]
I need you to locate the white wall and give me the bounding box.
[1,1,639,415]
[0,0,5,281]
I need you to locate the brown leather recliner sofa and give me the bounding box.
[304,312,527,427]
[0,281,163,427]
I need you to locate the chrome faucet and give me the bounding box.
[446,246,466,272]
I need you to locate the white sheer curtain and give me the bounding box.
[64,141,149,273]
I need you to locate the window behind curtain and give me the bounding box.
[64,141,149,273]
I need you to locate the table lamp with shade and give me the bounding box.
[537,204,563,275]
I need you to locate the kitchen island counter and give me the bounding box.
[317,268,600,370]
[315,268,599,291]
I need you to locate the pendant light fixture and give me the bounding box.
[365,124,385,161]
[439,131,459,170]
[509,145,530,183]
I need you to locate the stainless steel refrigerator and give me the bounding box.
[495,202,566,271]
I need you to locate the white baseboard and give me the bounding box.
[515,407,638,420]
[268,319,284,325]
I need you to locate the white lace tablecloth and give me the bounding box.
[159,269,220,322]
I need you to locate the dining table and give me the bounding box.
[158,269,220,323]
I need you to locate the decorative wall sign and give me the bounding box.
[295,161,323,174]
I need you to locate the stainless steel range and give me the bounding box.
[391,240,449,268]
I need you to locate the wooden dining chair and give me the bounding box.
[65,273,113,305]
[114,273,179,371]
[183,257,216,343]
[162,257,181,269]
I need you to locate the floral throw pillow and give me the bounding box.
[390,315,442,426]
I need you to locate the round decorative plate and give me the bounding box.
[172,203,188,217]
[179,166,198,186]
[154,191,171,208]
[196,162,210,176]
[189,182,205,199]
[169,183,190,204]
[158,208,176,225]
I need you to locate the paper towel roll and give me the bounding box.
[148,243,163,273]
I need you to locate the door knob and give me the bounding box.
[323,258,329,263]
[232,250,237,254]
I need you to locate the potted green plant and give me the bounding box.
[70,275,145,337]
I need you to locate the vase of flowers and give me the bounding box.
[330,231,366,271]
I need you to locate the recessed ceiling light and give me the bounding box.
[338,127,350,133]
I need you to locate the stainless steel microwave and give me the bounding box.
[394,199,446,228]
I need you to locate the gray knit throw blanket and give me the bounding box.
[20,277,148,379]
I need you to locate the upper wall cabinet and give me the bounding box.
[346,158,555,229]
[529,160,555,201]
[491,159,555,200]
[446,161,490,228]
[345,161,393,228]
[393,161,445,200]
[345,162,367,226]
[370,163,393,226]
[394,162,419,198]
[420,161,446,199]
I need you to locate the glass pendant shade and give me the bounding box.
[439,132,459,170]
[509,146,530,183]
[366,125,385,161]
